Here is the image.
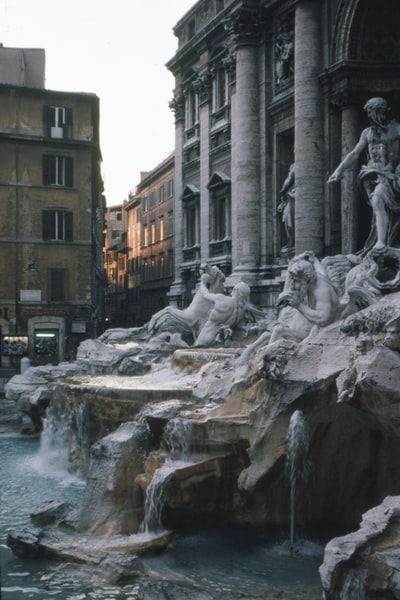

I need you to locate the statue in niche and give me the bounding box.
[278,162,295,250]
[148,264,226,341]
[275,22,294,85]
[328,97,400,252]
[237,252,340,365]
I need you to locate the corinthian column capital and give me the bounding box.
[224,7,266,47]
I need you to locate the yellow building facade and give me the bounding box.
[0,47,105,366]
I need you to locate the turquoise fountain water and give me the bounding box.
[1,422,326,599]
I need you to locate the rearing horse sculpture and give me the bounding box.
[147,265,226,341]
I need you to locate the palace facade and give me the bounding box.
[166,0,400,308]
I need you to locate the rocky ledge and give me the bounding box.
[320,495,400,598]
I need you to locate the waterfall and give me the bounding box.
[31,409,71,478]
[286,409,311,555]
[141,417,193,533]
[162,417,193,457]
[339,569,367,599]
[140,463,177,533]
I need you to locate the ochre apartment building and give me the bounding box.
[0,45,105,366]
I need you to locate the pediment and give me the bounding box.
[207,171,231,189]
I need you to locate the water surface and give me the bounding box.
[0,433,325,599]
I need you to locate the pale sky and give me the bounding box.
[0,0,195,204]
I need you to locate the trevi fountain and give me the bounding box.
[3,98,400,599]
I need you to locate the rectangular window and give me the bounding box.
[159,216,165,241]
[143,224,148,247]
[149,191,155,209]
[185,203,199,247]
[43,105,72,139]
[168,211,174,237]
[212,194,230,240]
[151,221,156,244]
[43,155,73,187]
[213,67,227,111]
[159,255,165,278]
[142,196,148,213]
[142,259,149,281]
[49,269,66,302]
[118,255,126,271]
[158,185,165,203]
[167,178,174,198]
[42,210,73,241]
[185,89,199,129]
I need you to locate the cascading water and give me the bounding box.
[141,417,193,534]
[1,429,325,598]
[140,464,178,533]
[162,417,193,457]
[286,409,312,556]
[339,569,367,600]
[31,409,72,478]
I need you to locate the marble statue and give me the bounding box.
[237,251,340,364]
[148,264,225,341]
[194,280,251,347]
[278,162,295,249]
[275,23,294,85]
[328,97,400,252]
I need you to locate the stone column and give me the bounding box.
[340,105,359,254]
[196,76,211,264]
[226,8,262,285]
[167,92,186,306]
[294,0,324,255]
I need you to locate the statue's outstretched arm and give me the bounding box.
[328,130,368,182]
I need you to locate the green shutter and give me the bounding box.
[43,155,50,185]
[65,157,73,187]
[65,211,73,241]
[43,105,51,136]
[42,210,50,239]
[65,108,72,125]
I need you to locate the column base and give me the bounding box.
[166,280,186,308]
[224,266,259,289]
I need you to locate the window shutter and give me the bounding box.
[42,210,50,239]
[43,105,51,121]
[65,157,73,187]
[65,108,72,126]
[43,105,51,136]
[50,270,65,301]
[65,211,73,241]
[42,155,50,185]
[64,108,72,139]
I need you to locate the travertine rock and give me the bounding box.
[319,495,400,599]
